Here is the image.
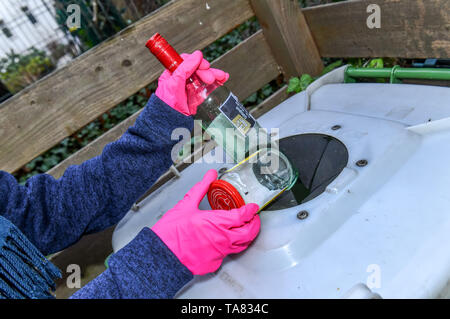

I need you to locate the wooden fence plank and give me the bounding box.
[303,0,450,58]
[48,31,280,178]
[0,0,254,173]
[250,84,289,119]
[251,0,323,78]
[210,31,280,101]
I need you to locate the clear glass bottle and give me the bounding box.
[147,34,298,210]
[146,33,268,163]
[208,148,298,211]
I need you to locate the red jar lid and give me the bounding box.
[208,180,245,210]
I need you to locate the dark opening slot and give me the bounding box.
[265,134,349,211]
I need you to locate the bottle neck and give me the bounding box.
[146,33,184,73]
[157,51,183,73]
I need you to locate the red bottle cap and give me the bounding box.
[146,33,184,73]
[207,180,246,211]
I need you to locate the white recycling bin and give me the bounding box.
[112,66,450,299]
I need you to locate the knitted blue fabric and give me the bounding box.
[0,94,194,298]
[0,216,61,298]
[71,228,193,298]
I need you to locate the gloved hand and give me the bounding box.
[155,50,229,116]
[152,169,260,275]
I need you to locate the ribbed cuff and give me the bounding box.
[137,94,194,137]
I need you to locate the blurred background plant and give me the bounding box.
[0,48,54,93]
[286,57,406,94]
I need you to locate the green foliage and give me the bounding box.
[286,59,343,94]
[347,57,397,69]
[367,58,384,69]
[287,77,301,93]
[321,60,343,75]
[286,58,392,94]
[0,49,54,93]
[287,74,314,94]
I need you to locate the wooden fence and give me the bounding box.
[0,0,448,298]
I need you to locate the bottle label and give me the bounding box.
[219,93,256,136]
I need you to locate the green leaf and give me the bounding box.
[262,86,273,97]
[299,74,314,91]
[367,58,384,69]
[287,77,302,93]
[321,60,343,75]
[245,93,257,103]
[348,58,364,68]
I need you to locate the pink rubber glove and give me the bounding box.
[152,169,260,275]
[155,50,229,116]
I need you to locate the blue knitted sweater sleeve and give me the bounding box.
[0,94,193,255]
[70,228,193,299]
[1,94,195,298]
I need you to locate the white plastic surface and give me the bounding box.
[112,70,450,299]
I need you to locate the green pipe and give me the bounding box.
[345,66,450,83]
[346,68,392,79]
[395,68,450,80]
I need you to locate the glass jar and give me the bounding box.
[208,148,298,212]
